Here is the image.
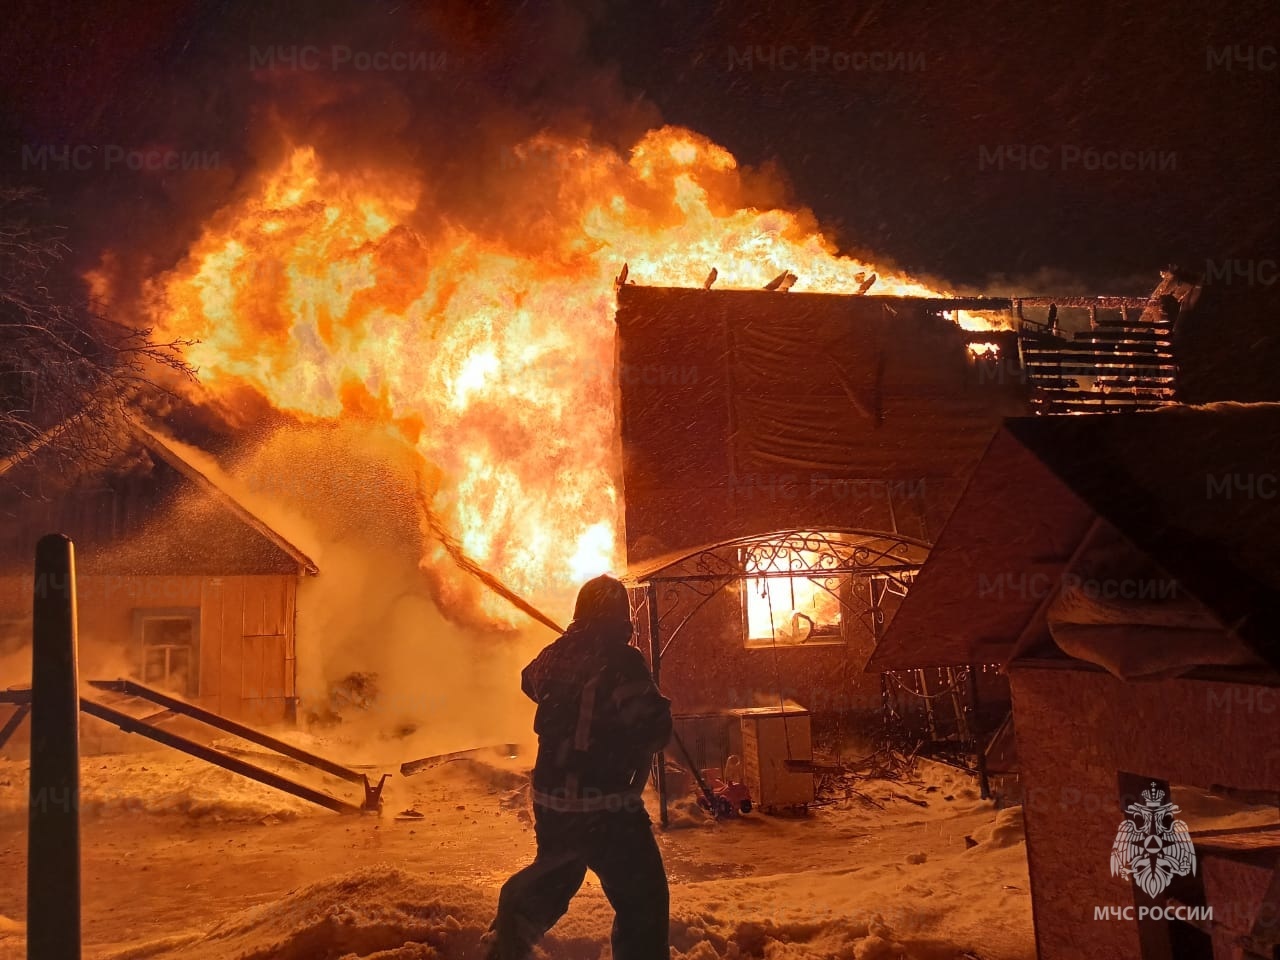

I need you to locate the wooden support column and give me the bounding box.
[968,665,991,800]
[28,534,81,960]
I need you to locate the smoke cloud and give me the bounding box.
[146,422,549,754]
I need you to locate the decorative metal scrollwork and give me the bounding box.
[639,529,929,583]
[624,529,932,655]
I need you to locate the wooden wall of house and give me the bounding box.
[1009,663,1280,960]
[0,572,296,732]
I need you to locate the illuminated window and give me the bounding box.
[741,547,844,646]
[135,609,200,698]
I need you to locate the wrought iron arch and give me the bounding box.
[623,528,932,659]
[622,528,934,826]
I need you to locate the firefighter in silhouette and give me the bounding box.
[483,574,673,960]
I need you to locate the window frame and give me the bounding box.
[739,557,851,649]
[132,607,201,698]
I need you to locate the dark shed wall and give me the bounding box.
[1009,663,1280,960]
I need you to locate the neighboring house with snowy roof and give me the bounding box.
[0,419,318,725]
[872,403,1280,960]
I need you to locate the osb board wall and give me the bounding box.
[1009,664,1280,960]
[615,287,1028,563]
[0,573,296,727]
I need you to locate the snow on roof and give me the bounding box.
[1006,405,1280,648]
[133,422,319,575]
[0,414,319,577]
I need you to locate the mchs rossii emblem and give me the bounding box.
[1110,783,1196,898]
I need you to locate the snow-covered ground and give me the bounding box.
[0,748,1034,959]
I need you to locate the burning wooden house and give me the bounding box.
[612,273,1200,814]
[615,285,1022,702]
[0,420,317,728]
[872,405,1280,960]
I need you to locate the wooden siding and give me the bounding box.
[0,572,296,728]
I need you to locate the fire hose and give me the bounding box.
[417,491,565,634]
[420,494,743,817]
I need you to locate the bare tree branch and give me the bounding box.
[0,188,197,488]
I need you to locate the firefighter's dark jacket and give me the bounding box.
[522,619,672,811]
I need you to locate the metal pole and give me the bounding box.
[872,580,893,743]
[646,582,668,828]
[28,533,81,960]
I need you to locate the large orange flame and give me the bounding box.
[129,125,984,626]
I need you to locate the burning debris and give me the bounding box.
[763,269,798,291]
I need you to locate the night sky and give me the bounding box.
[2,0,1277,293]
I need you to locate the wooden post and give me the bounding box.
[968,665,991,800]
[646,582,668,828]
[28,534,81,960]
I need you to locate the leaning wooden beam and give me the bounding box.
[1014,296,1154,309]
[400,744,516,777]
[418,493,565,635]
[0,703,30,748]
[78,696,362,814]
[87,678,368,785]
